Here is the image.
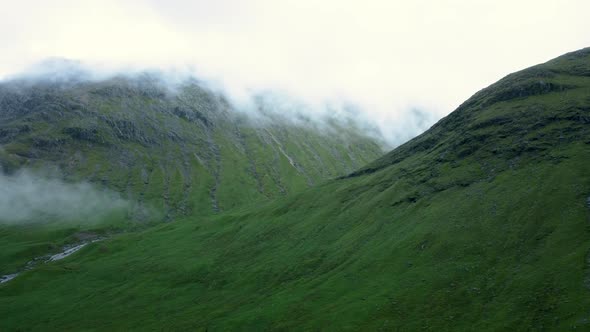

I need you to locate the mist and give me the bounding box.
[2,58,437,148]
[2,1,588,149]
[0,169,128,224]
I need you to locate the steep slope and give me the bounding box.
[0,74,383,219]
[1,49,590,330]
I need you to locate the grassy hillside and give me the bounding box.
[1,48,590,330]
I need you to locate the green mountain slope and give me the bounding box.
[0,72,384,285]
[2,49,590,330]
[0,74,383,218]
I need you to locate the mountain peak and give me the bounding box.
[347,46,590,178]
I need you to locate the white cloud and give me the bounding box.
[1,0,589,145]
[0,170,127,223]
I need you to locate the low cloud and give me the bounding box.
[2,0,588,126]
[0,169,128,224]
[2,58,436,148]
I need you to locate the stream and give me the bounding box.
[0,239,102,284]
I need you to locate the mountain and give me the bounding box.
[1,48,590,330]
[0,69,384,287]
[0,71,384,219]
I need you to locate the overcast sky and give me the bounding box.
[1,0,589,142]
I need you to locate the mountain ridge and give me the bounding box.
[346,47,590,179]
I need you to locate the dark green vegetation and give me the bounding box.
[1,49,590,330]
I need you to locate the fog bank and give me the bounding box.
[0,170,128,224]
[1,58,437,148]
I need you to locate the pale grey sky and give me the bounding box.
[1,0,589,143]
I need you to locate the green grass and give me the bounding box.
[0,212,132,276]
[1,48,590,330]
[1,145,589,330]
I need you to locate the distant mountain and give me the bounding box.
[2,49,589,331]
[0,71,384,219]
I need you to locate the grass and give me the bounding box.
[0,212,131,275]
[0,48,589,330]
[1,145,589,330]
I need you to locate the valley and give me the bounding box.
[1,48,589,330]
